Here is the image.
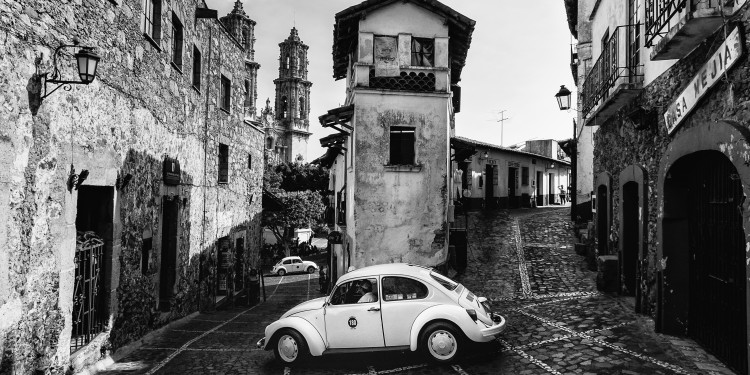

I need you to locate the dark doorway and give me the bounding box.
[621,181,638,297]
[662,151,747,375]
[159,197,179,311]
[548,173,555,205]
[596,184,609,255]
[536,171,544,206]
[485,164,495,205]
[72,186,114,352]
[507,167,517,208]
[234,237,245,292]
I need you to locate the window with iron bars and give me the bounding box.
[389,126,416,165]
[411,37,434,67]
[218,143,229,184]
[142,0,162,46]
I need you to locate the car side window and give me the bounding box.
[382,277,428,301]
[329,278,378,305]
[283,259,292,265]
[293,259,302,264]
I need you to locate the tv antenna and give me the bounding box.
[497,110,510,146]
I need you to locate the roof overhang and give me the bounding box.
[319,104,354,134]
[332,0,475,85]
[451,137,477,162]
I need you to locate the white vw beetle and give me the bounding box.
[257,263,506,364]
[271,256,319,276]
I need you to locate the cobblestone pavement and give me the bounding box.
[98,208,736,375]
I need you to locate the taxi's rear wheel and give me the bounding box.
[277,269,286,276]
[420,322,462,363]
[307,266,316,274]
[273,329,308,364]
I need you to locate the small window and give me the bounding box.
[220,75,231,112]
[244,80,250,111]
[218,143,229,184]
[171,12,183,70]
[283,259,292,265]
[522,167,529,186]
[192,45,201,90]
[280,96,288,118]
[143,0,162,46]
[430,271,459,291]
[382,277,428,301]
[330,278,378,305]
[266,137,274,150]
[389,126,415,165]
[411,37,434,67]
[299,97,305,119]
[247,153,252,169]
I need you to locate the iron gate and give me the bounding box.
[689,152,747,375]
[70,232,106,353]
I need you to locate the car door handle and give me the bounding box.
[368,307,380,312]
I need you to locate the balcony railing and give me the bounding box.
[352,63,450,93]
[645,0,687,47]
[582,25,643,120]
[646,0,731,60]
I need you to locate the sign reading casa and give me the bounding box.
[664,27,743,135]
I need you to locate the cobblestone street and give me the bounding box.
[97,208,736,375]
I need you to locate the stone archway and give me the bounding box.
[618,165,647,313]
[657,121,750,375]
[594,171,613,256]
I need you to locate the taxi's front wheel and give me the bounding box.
[273,329,309,364]
[420,322,462,363]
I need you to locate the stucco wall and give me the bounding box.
[359,2,449,39]
[351,90,450,267]
[0,0,263,372]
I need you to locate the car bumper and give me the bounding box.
[257,337,266,350]
[480,313,507,338]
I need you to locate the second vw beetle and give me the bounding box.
[257,263,506,364]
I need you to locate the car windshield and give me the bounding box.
[429,270,459,291]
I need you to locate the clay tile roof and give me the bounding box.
[332,0,475,85]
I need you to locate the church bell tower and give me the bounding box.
[274,27,312,163]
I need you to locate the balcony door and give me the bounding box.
[628,0,642,82]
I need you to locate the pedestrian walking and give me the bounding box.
[319,266,329,294]
[559,185,567,204]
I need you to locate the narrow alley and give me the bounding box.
[96,208,733,375]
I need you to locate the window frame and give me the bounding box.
[411,37,434,67]
[218,143,229,184]
[381,276,429,302]
[171,12,183,71]
[142,0,162,49]
[329,278,379,305]
[192,45,201,91]
[522,166,529,186]
[388,126,416,166]
[220,75,231,113]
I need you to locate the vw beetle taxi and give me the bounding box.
[257,263,506,364]
[271,256,319,276]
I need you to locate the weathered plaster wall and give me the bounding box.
[352,91,450,267]
[592,14,750,318]
[359,3,448,39]
[0,0,264,372]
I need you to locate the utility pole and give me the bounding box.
[497,110,510,146]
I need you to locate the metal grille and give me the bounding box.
[70,232,106,353]
[644,0,687,47]
[690,152,747,375]
[581,25,643,118]
[369,69,436,92]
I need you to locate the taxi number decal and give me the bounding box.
[348,316,357,328]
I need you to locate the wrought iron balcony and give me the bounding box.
[646,0,732,60]
[582,25,643,124]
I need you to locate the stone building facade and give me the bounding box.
[323,0,474,274]
[0,0,264,373]
[263,28,312,164]
[566,0,750,373]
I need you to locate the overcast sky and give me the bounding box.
[205,0,576,161]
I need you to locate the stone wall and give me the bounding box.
[592,13,750,318]
[0,0,264,373]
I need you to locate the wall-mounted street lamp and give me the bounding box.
[483,151,489,159]
[555,85,572,111]
[42,41,101,100]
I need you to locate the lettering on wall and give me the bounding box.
[664,27,743,134]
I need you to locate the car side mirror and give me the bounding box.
[477,296,488,304]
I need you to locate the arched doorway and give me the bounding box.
[662,150,747,374]
[594,172,612,256]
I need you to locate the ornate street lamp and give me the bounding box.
[42,41,101,100]
[555,85,572,111]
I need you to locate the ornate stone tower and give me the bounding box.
[220,0,260,118]
[273,27,312,163]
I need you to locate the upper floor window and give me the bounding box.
[299,97,305,119]
[280,96,288,118]
[244,80,250,111]
[411,38,434,67]
[218,143,229,184]
[143,0,162,46]
[220,75,231,112]
[192,46,201,91]
[171,13,183,70]
[389,126,415,165]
